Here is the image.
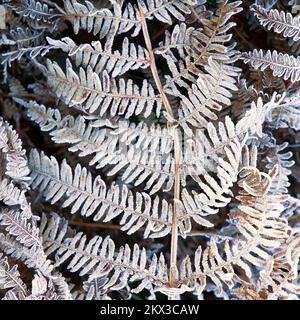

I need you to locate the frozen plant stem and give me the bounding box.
[139,5,182,295]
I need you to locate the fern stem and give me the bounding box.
[138,11,172,116]
[69,220,122,230]
[42,0,67,15]
[139,4,181,292]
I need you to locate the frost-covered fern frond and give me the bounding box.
[165,58,240,135]
[162,0,242,89]
[265,142,295,195]
[179,118,249,226]
[0,253,27,294]
[6,0,62,31]
[0,234,53,276]
[64,0,196,39]
[17,99,173,156]
[62,0,196,39]
[0,27,47,66]
[46,36,150,77]
[1,254,54,299]
[40,213,169,295]
[16,99,177,196]
[62,0,141,37]
[154,23,198,57]
[181,115,249,183]
[0,115,57,293]
[177,108,271,228]
[139,0,197,24]
[258,234,300,299]
[242,49,300,83]
[0,209,42,250]
[234,233,300,299]
[266,94,300,130]
[0,117,30,186]
[251,4,300,41]
[0,255,60,300]
[179,166,291,296]
[244,4,300,84]
[29,149,175,238]
[42,58,162,119]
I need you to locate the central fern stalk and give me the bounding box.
[139,5,181,293]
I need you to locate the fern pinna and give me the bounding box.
[0,0,299,300]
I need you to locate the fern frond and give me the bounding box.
[139,0,197,25]
[226,78,268,121]
[46,36,150,77]
[19,99,64,132]
[236,233,300,300]
[0,253,27,294]
[178,166,290,295]
[163,0,242,89]
[78,279,112,300]
[40,213,169,294]
[19,100,175,195]
[0,116,55,281]
[257,234,300,299]
[0,178,25,206]
[180,118,248,227]
[63,0,141,37]
[1,272,57,300]
[235,94,284,138]
[62,0,197,43]
[165,58,239,136]
[17,100,176,195]
[252,4,300,41]
[0,27,43,47]
[29,150,174,238]
[92,144,175,196]
[0,117,30,185]
[242,49,300,83]
[0,209,42,250]
[0,27,47,66]
[20,99,173,155]
[70,276,115,300]
[110,120,173,155]
[51,272,73,300]
[156,6,240,61]
[0,179,32,219]
[0,233,53,276]
[1,44,51,66]
[186,0,207,25]
[266,94,300,130]
[44,59,162,118]
[7,0,62,31]
[154,23,196,57]
[182,98,268,178]
[266,142,295,195]
[63,0,197,39]
[2,0,300,300]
